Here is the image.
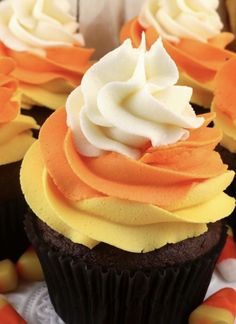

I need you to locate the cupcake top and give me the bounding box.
[0,56,38,166]
[225,0,236,49]
[21,37,235,253]
[120,0,235,108]
[0,0,93,109]
[139,0,223,43]
[0,0,83,55]
[211,58,236,153]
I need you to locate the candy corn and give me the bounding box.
[0,297,26,323]
[216,226,236,282]
[0,260,18,293]
[16,247,44,282]
[189,288,236,324]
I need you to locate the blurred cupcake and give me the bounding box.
[121,0,236,113]
[0,0,93,125]
[224,0,236,50]
[0,57,38,261]
[211,57,236,233]
[21,37,235,323]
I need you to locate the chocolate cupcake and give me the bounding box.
[120,0,236,113]
[0,0,93,126]
[0,57,38,261]
[21,37,235,323]
[212,57,236,234]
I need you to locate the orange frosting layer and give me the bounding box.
[0,57,19,124]
[214,58,236,121]
[204,288,236,317]
[120,18,235,84]
[0,42,94,87]
[39,108,227,210]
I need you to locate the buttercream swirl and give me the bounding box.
[66,37,204,159]
[0,0,83,56]
[139,0,223,43]
[0,57,38,165]
[21,38,235,253]
[120,17,235,108]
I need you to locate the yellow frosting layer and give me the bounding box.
[0,114,38,165]
[178,72,214,108]
[20,81,74,110]
[21,141,235,253]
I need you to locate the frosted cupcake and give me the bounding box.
[211,57,236,233]
[224,0,236,50]
[21,37,235,323]
[0,0,93,124]
[121,0,235,112]
[0,57,38,261]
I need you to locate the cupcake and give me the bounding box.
[120,0,235,113]
[0,0,93,125]
[21,37,235,323]
[224,0,236,50]
[0,56,38,261]
[211,57,236,234]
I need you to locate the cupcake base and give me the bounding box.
[0,161,29,261]
[0,198,29,261]
[25,212,227,324]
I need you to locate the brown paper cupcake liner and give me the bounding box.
[25,212,227,324]
[0,198,29,261]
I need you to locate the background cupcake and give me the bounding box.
[0,0,93,125]
[121,0,236,113]
[21,37,235,323]
[212,57,236,234]
[224,0,236,50]
[0,56,38,261]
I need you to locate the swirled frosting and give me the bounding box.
[0,0,93,109]
[0,57,38,166]
[21,38,235,253]
[212,58,236,152]
[120,17,235,108]
[66,37,204,159]
[0,0,82,56]
[139,0,223,43]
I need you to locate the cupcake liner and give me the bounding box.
[0,198,29,261]
[25,213,227,324]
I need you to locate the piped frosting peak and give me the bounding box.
[66,36,204,159]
